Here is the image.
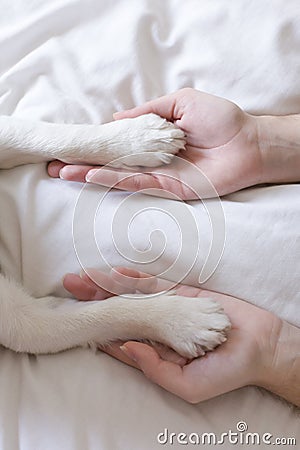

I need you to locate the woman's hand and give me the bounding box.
[48,88,264,198]
[61,267,300,405]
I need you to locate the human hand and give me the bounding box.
[63,267,288,404]
[48,88,264,198]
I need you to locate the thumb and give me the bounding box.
[113,93,178,121]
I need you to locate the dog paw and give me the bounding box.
[152,295,231,358]
[106,113,186,168]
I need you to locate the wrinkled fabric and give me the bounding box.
[0,1,299,449]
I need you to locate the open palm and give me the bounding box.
[63,267,281,403]
[48,88,263,199]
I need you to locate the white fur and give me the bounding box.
[0,113,185,168]
[0,113,230,358]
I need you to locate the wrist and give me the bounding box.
[255,114,300,184]
[257,319,300,406]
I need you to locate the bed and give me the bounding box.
[0,1,299,448]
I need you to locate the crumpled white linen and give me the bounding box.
[0,1,299,449]
[0,166,299,326]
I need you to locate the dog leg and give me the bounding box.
[0,275,230,357]
[0,114,185,169]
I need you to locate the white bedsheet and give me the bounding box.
[0,1,299,449]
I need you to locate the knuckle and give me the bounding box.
[151,174,164,189]
[142,366,157,382]
[186,397,199,404]
[183,387,199,404]
[180,87,195,96]
[131,174,143,190]
[177,382,199,404]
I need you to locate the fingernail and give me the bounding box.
[62,274,68,283]
[59,166,76,180]
[120,345,137,362]
[85,169,98,182]
[79,269,86,279]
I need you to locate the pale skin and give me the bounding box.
[63,267,300,407]
[48,87,300,198]
[48,88,300,404]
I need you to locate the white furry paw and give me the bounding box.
[152,295,231,358]
[105,113,186,168]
